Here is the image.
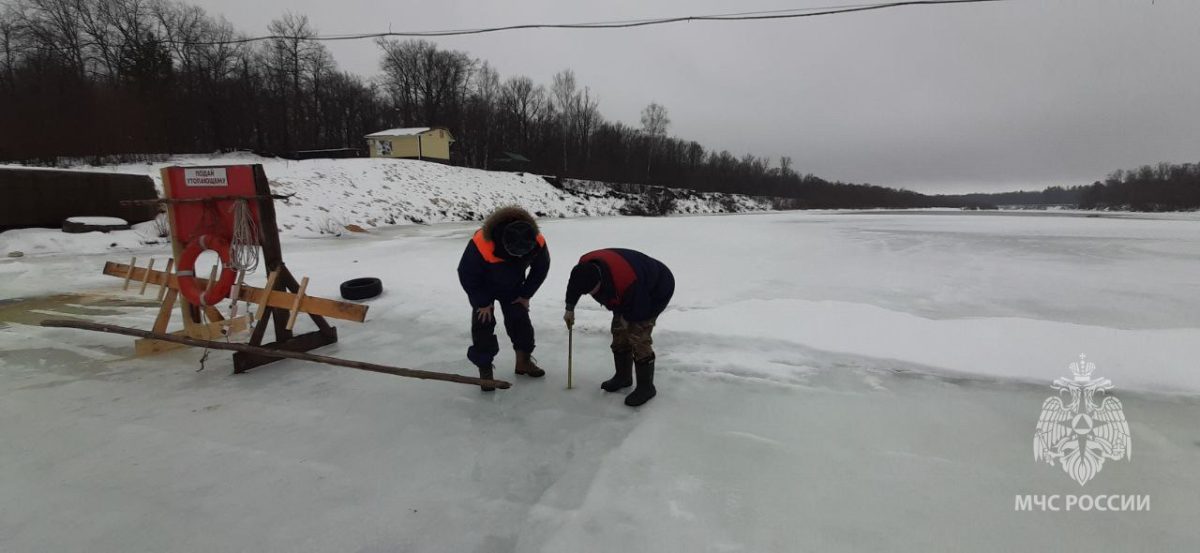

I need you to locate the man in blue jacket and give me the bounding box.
[563,249,675,407]
[458,206,550,391]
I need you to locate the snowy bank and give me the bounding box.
[1,153,776,240]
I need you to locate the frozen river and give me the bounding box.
[2,210,1198,551]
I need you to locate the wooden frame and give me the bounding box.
[140,164,345,372]
[233,165,339,373]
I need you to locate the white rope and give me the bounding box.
[229,199,260,273]
[228,199,260,320]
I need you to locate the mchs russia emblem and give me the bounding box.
[1033,354,1132,486]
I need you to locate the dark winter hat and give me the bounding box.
[501,220,538,257]
[565,262,602,308]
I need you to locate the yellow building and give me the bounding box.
[364,127,454,161]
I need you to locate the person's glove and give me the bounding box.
[563,310,575,329]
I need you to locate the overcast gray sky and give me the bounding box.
[192,0,1198,193]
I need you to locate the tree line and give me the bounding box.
[938,162,1200,211]
[0,0,949,207]
[10,0,1191,211]
[1,0,384,160]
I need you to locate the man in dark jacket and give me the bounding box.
[458,206,550,391]
[563,249,674,407]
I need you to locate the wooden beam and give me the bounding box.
[152,288,178,334]
[123,256,137,290]
[135,316,249,356]
[157,258,175,301]
[103,261,367,323]
[43,319,510,389]
[234,328,337,373]
[286,276,309,331]
[120,193,293,206]
[138,258,155,295]
[228,270,247,319]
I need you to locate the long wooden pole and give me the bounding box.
[567,327,574,390]
[41,319,511,389]
[120,194,293,205]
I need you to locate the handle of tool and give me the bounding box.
[567,326,574,390]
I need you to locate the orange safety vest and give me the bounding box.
[471,229,546,263]
[579,249,637,308]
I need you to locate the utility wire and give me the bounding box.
[169,0,1008,46]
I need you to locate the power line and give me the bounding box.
[171,0,1008,46]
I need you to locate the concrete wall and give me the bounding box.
[1,168,159,230]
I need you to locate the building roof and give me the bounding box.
[364,127,432,138]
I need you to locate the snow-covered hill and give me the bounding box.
[4,153,775,236]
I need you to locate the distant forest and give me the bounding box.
[0,0,936,208]
[940,162,1200,212]
[1,0,1194,211]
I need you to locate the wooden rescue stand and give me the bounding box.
[48,164,511,390]
[156,165,343,373]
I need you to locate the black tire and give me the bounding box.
[340,277,382,300]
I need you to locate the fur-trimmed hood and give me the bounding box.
[481,205,539,238]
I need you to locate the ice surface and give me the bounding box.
[1,210,1198,552]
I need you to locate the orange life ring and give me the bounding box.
[177,234,237,306]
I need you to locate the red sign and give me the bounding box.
[164,165,261,246]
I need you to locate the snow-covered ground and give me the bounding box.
[1,153,774,242]
[2,210,1199,551]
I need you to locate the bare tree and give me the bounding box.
[0,6,22,89]
[377,38,473,128]
[263,13,328,150]
[550,68,577,173]
[465,61,500,167]
[576,86,600,172]
[501,75,546,153]
[640,101,670,178]
[13,0,89,77]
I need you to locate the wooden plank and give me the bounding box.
[152,288,179,333]
[202,264,222,323]
[157,258,175,301]
[120,193,290,205]
[103,262,367,322]
[233,328,337,373]
[161,167,200,332]
[201,264,225,324]
[255,270,279,322]
[229,270,247,319]
[45,319,511,389]
[203,264,218,296]
[277,266,335,334]
[138,258,156,295]
[134,335,191,356]
[135,316,248,356]
[286,276,309,331]
[250,164,296,348]
[123,256,137,290]
[203,306,225,324]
